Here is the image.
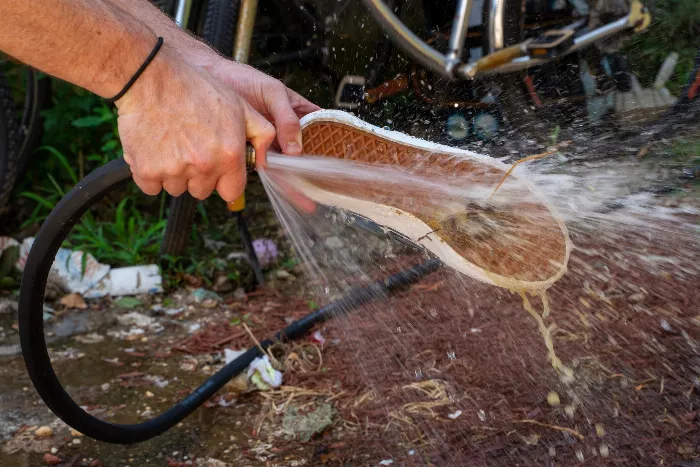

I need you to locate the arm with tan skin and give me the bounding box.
[108,0,320,157]
[0,0,319,202]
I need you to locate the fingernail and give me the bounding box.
[286,132,303,154]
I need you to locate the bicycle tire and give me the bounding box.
[0,73,21,209]
[16,70,51,180]
[160,0,241,258]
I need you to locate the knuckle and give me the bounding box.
[138,167,160,181]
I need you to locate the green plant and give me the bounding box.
[623,0,699,94]
[67,198,167,265]
[160,253,237,289]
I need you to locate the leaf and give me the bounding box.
[20,191,56,209]
[59,293,87,310]
[101,139,119,152]
[113,297,143,309]
[39,146,78,183]
[71,115,106,128]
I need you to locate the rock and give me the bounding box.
[117,312,155,328]
[275,270,293,280]
[628,292,646,303]
[145,391,154,398]
[0,298,18,315]
[282,403,336,442]
[59,293,87,310]
[43,453,62,465]
[189,288,221,304]
[70,429,83,437]
[34,426,54,438]
[212,274,233,293]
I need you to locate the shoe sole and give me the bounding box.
[298,110,571,291]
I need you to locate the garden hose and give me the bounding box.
[18,155,441,444]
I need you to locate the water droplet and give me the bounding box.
[478,409,486,421]
[429,308,437,317]
[396,327,401,333]
[549,447,556,457]
[447,351,456,360]
[415,368,422,380]
[599,443,609,458]
[575,448,584,462]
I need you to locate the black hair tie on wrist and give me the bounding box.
[107,37,164,104]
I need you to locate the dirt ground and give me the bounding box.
[0,171,698,467]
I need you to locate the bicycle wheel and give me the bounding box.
[0,73,21,209]
[160,0,241,257]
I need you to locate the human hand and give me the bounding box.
[202,57,321,164]
[114,46,277,202]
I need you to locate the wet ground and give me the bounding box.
[0,141,698,466]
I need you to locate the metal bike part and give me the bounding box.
[335,75,367,110]
[364,0,649,80]
[233,0,259,63]
[446,0,474,72]
[362,0,452,78]
[486,0,506,54]
[456,1,650,77]
[174,0,194,28]
[245,142,256,172]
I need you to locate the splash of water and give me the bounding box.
[257,147,699,465]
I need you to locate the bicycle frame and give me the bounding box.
[362,0,651,80]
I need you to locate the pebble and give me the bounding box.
[70,428,83,437]
[595,423,605,437]
[72,438,81,445]
[145,391,154,398]
[547,391,561,406]
[628,292,645,303]
[35,426,54,438]
[50,447,58,454]
[565,405,575,418]
[275,270,293,280]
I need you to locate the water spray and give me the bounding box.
[18,110,573,443]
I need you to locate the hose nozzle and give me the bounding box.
[245,143,256,172]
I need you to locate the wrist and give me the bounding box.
[113,42,180,110]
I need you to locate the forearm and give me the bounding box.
[0,1,165,99]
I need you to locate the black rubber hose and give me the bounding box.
[19,156,442,444]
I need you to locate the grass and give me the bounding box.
[623,0,699,95]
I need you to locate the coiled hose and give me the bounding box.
[18,157,441,444]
